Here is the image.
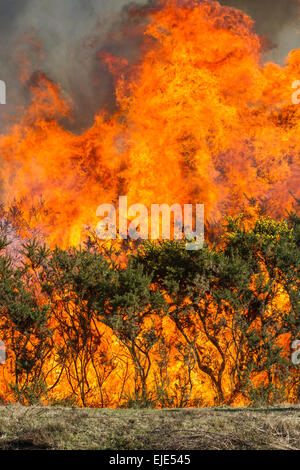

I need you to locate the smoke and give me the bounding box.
[0,0,298,132]
[221,0,299,62]
[0,0,147,132]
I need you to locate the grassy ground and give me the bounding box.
[0,405,299,450]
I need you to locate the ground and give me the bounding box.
[0,405,299,450]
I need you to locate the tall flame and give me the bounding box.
[0,0,298,247]
[0,0,299,407]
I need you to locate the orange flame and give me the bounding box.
[0,0,299,407]
[0,0,298,247]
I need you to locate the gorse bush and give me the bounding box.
[0,211,299,407]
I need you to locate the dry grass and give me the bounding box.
[0,405,299,450]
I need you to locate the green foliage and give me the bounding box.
[0,211,298,406]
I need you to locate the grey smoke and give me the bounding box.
[221,0,299,62]
[0,0,147,133]
[0,0,298,133]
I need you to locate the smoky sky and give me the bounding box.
[222,0,299,61]
[0,0,298,133]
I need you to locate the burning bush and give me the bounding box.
[0,209,298,407]
[0,0,299,407]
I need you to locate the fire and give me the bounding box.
[0,0,299,406]
[0,0,298,246]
